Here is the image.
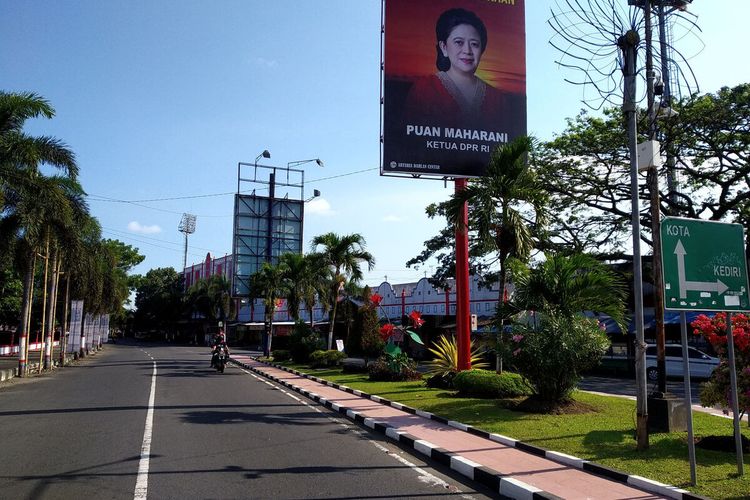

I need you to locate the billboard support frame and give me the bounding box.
[232,162,305,299]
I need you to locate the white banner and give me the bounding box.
[68,300,83,353]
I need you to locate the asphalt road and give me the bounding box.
[0,343,492,499]
[579,374,704,405]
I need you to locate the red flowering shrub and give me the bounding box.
[378,323,394,342]
[364,293,425,381]
[691,313,750,412]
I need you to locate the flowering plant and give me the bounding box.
[691,313,750,412]
[370,293,425,347]
[364,292,424,381]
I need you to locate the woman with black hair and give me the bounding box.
[403,8,517,131]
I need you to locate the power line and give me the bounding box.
[86,166,378,207]
[100,227,208,258]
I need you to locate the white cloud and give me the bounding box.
[382,215,402,222]
[128,221,162,234]
[254,57,278,69]
[305,198,335,216]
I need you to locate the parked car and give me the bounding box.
[645,344,719,381]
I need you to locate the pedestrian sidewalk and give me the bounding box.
[0,346,79,383]
[230,355,708,500]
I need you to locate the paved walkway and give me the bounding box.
[0,345,80,382]
[231,354,707,500]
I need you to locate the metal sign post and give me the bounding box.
[661,217,750,479]
[679,312,697,485]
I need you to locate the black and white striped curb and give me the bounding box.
[230,357,708,500]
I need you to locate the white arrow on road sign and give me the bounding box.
[674,240,729,298]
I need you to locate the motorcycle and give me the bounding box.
[211,346,228,373]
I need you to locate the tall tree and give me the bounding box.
[0,91,78,375]
[249,261,287,356]
[133,267,184,336]
[443,136,547,304]
[537,84,750,256]
[311,233,375,350]
[186,274,235,325]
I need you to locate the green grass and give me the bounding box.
[275,362,749,500]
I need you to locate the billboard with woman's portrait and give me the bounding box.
[381,0,526,178]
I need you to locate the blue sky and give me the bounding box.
[2,1,748,288]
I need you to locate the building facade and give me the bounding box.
[183,252,508,327]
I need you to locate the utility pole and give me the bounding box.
[642,0,669,396]
[619,29,649,450]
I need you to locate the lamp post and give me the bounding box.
[287,159,323,201]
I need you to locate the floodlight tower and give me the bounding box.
[178,213,197,270]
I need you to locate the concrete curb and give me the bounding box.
[0,366,15,382]
[0,355,79,384]
[231,357,709,500]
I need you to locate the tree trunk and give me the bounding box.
[59,275,70,366]
[38,235,50,371]
[44,246,59,370]
[328,299,338,351]
[308,305,315,329]
[264,311,275,357]
[17,252,35,377]
[496,253,508,374]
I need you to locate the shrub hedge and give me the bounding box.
[271,349,291,362]
[309,349,345,368]
[452,369,530,398]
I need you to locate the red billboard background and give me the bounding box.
[381,0,527,178]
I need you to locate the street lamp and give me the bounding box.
[255,150,271,164]
[305,189,321,203]
[287,158,324,168]
[287,158,324,195]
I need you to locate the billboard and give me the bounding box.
[381,0,527,178]
[232,194,303,297]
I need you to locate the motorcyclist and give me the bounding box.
[210,329,230,367]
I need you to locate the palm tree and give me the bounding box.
[10,175,79,373]
[186,275,235,328]
[509,253,627,328]
[278,253,307,323]
[311,233,375,350]
[278,252,331,326]
[249,261,287,356]
[444,136,547,303]
[1,92,78,375]
[0,91,77,198]
[507,253,626,405]
[444,136,547,372]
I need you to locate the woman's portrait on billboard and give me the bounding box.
[403,7,520,132]
[381,0,527,177]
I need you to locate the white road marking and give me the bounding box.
[134,361,157,500]
[237,366,475,498]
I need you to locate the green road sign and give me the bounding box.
[661,217,750,311]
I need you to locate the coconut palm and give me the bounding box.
[278,252,331,326]
[311,233,375,350]
[249,261,288,356]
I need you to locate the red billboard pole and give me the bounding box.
[455,179,471,371]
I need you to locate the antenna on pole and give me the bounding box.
[178,213,197,270]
